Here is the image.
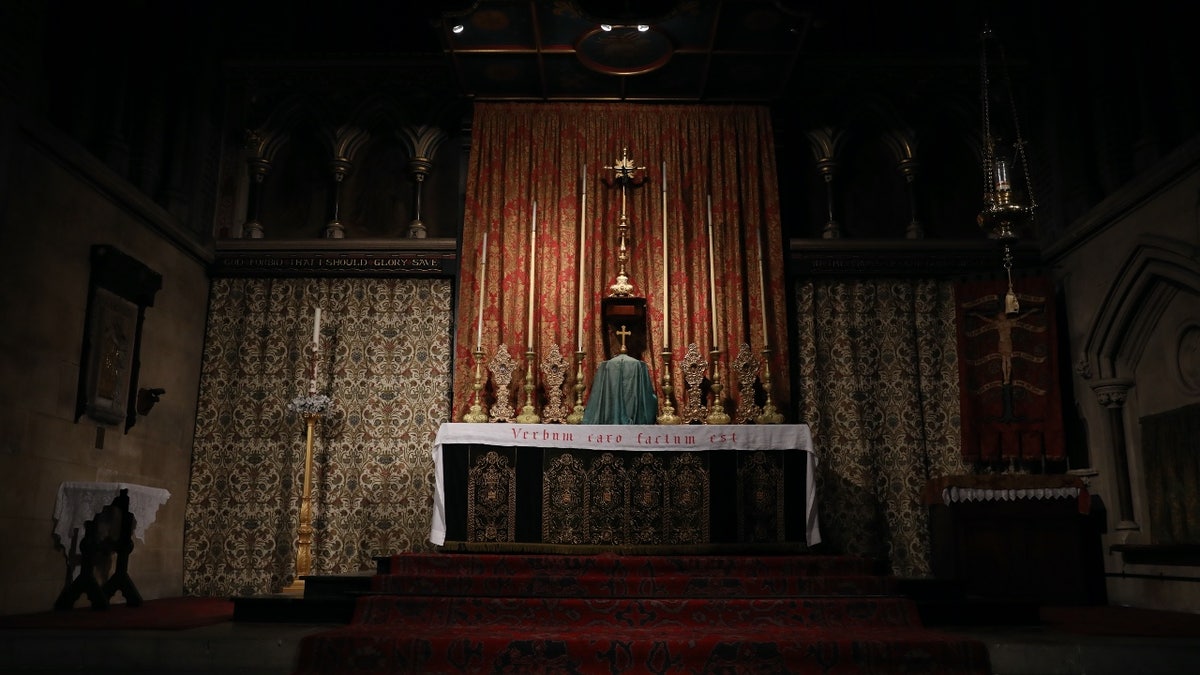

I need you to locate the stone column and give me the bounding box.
[1090,377,1137,530]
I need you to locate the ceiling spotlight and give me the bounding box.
[637,24,649,32]
[600,24,612,31]
[452,24,464,34]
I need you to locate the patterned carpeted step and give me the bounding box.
[382,552,878,577]
[371,571,897,597]
[294,623,991,674]
[293,553,991,674]
[349,594,925,629]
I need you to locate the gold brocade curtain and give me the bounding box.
[794,278,968,577]
[185,277,453,596]
[453,103,789,419]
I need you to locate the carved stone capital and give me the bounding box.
[1089,378,1134,409]
[331,157,353,181]
[1074,354,1093,379]
[247,157,271,180]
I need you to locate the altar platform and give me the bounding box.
[429,422,820,550]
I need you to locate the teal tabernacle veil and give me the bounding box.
[581,354,658,425]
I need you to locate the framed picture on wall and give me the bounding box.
[74,245,162,431]
[82,287,140,425]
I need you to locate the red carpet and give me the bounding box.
[0,597,234,631]
[294,553,992,674]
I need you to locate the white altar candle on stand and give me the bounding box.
[707,195,717,350]
[309,306,321,393]
[577,171,586,352]
[527,201,537,352]
[661,162,669,350]
[476,232,488,350]
[758,226,769,348]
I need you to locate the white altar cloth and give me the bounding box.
[53,482,172,556]
[429,423,820,547]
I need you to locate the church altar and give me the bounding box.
[429,423,820,548]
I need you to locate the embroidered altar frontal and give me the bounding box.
[435,424,817,548]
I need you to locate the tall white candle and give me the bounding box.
[758,227,769,348]
[527,201,537,352]
[707,195,717,350]
[476,232,488,350]
[577,171,586,352]
[661,162,669,350]
[309,306,320,394]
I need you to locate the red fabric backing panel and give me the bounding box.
[955,275,1065,462]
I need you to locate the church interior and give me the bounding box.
[1,0,1198,672]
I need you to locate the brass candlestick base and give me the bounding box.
[705,348,731,425]
[657,348,681,424]
[756,347,784,424]
[516,350,541,423]
[462,348,489,423]
[567,351,586,424]
[284,412,320,594]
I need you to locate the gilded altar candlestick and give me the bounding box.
[527,202,537,351]
[567,350,586,424]
[661,162,669,350]
[284,412,319,594]
[755,224,782,424]
[706,195,717,351]
[577,171,586,351]
[757,231,769,346]
[462,348,489,423]
[476,232,488,350]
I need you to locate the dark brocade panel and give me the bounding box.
[447,444,806,547]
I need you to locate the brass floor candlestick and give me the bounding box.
[756,347,784,424]
[567,351,586,424]
[705,348,731,425]
[284,412,319,594]
[516,350,541,423]
[657,348,681,424]
[462,348,489,423]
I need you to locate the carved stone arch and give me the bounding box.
[249,96,336,238]
[838,98,913,238]
[248,93,334,163]
[333,96,412,238]
[803,126,849,239]
[923,94,989,238]
[348,94,409,136]
[1081,236,1200,381]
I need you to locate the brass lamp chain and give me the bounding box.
[980,27,995,204]
[980,26,1037,214]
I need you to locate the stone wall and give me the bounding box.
[0,105,211,614]
[1048,137,1200,612]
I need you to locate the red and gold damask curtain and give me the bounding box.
[452,103,789,419]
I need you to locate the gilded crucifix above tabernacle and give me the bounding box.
[602,147,646,297]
